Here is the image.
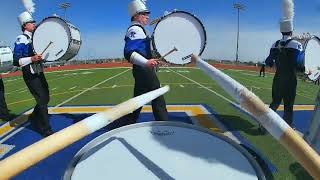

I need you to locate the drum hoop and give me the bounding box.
[32,16,81,62]
[303,35,320,74]
[63,121,265,180]
[151,10,207,61]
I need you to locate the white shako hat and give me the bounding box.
[128,0,150,17]
[18,11,35,26]
[280,18,293,33]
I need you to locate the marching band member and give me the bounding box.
[0,76,15,121]
[13,12,53,137]
[123,0,169,125]
[259,62,266,77]
[261,18,305,131]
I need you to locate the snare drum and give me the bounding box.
[32,16,81,62]
[152,11,207,65]
[64,122,265,180]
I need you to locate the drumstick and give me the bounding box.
[0,86,170,180]
[191,54,320,179]
[41,41,53,55]
[157,47,178,61]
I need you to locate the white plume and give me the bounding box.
[282,0,294,19]
[22,0,35,14]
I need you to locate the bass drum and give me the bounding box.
[32,16,81,62]
[151,10,207,65]
[294,35,320,76]
[64,122,265,180]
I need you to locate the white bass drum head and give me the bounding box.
[33,17,80,62]
[64,122,265,180]
[152,11,206,65]
[304,36,320,74]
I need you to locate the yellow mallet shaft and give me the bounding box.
[0,86,170,179]
[192,54,320,179]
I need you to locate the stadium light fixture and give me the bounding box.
[59,2,71,20]
[233,2,246,63]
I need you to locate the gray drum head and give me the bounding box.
[33,17,69,62]
[304,36,320,74]
[64,122,265,180]
[152,11,206,65]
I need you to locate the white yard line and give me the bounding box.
[44,67,130,74]
[69,86,77,90]
[5,87,27,95]
[55,68,130,107]
[169,69,235,104]
[0,68,131,142]
[18,89,28,94]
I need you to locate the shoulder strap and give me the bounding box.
[127,24,147,35]
[275,40,281,48]
[283,39,293,48]
[22,34,30,40]
[276,39,293,49]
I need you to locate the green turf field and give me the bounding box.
[1,66,318,180]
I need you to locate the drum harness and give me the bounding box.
[22,34,44,75]
[274,38,293,69]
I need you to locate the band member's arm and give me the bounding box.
[129,51,148,66]
[124,26,155,67]
[13,35,32,67]
[13,35,42,67]
[265,48,277,67]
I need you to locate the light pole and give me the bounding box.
[233,3,245,63]
[59,2,71,20]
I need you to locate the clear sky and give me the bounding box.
[0,0,320,62]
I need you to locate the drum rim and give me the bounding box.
[303,35,320,74]
[302,35,320,50]
[63,121,265,180]
[151,10,207,64]
[32,16,81,62]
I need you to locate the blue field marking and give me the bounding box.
[201,104,277,173]
[1,112,193,180]
[277,110,313,134]
[230,103,314,133]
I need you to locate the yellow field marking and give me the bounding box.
[0,115,29,136]
[49,106,112,113]
[278,105,315,111]
[49,105,222,133]
[2,104,314,139]
[0,105,221,138]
